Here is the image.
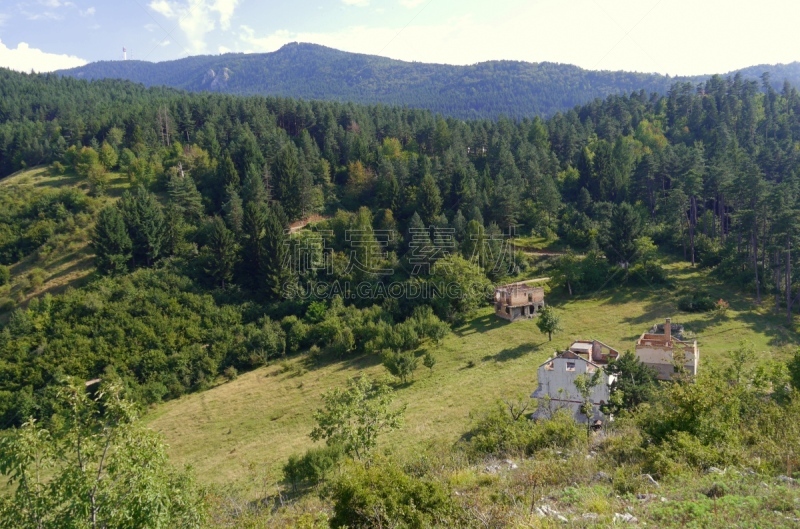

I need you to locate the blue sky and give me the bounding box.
[1,0,800,75]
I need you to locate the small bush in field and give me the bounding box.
[223,366,238,381]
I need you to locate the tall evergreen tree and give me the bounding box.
[417,173,442,225]
[92,205,132,275]
[118,186,165,267]
[262,203,293,297]
[273,144,304,221]
[205,216,239,288]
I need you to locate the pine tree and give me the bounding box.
[242,201,267,288]
[92,205,132,275]
[222,184,244,235]
[262,203,293,297]
[167,171,204,222]
[273,144,303,221]
[219,152,239,189]
[205,216,239,288]
[417,173,442,225]
[241,164,267,206]
[118,186,165,267]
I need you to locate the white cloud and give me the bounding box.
[0,39,87,72]
[399,0,425,8]
[342,0,370,6]
[149,0,241,53]
[80,7,96,17]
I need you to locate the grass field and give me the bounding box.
[147,259,800,496]
[0,167,128,318]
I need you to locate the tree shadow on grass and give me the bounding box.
[482,341,548,363]
[453,313,505,337]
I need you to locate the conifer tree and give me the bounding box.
[92,205,132,275]
[273,144,303,221]
[262,203,293,297]
[205,216,239,288]
[222,184,244,235]
[219,152,239,189]
[417,173,442,225]
[118,186,165,267]
[242,201,267,287]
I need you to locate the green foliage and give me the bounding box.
[0,265,9,286]
[328,459,455,529]
[428,254,491,324]
[118,186,165,267]
[423,351,436,373]
[536,306,562,341]
[203,216,239,288]
[310,375,404,461]
[381,350,419,384]
[0,379,206,528]
[92,205,132,275]
[469,405,583,456]
[606,351,659,411]
[677,290,716,312]
[282,444,343,492]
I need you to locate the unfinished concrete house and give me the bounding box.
[531,340,619,424]
[494,282,545,322]
[634,318,699,380]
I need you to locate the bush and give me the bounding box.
[678,291,716,312]
[223,366,238,381]
[0,265,9,286]
[283,444,344,493]
[329,460,455,528]
[627,261,668,286]
[470,405,583,456]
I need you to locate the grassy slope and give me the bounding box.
[0,167,127,316]
[147,259,800,495]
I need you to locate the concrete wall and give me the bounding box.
[635,342,698,381]
[531,356,614,423]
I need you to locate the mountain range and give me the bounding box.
[57,42,800,119]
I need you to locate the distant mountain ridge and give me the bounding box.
[56,43,800,119]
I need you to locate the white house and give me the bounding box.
[531,348,617,424]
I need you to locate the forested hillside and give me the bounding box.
[3,66,800,526]
[57,42,697,119]
[56,43,800,120]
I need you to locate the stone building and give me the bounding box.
[494,282,545,322]
[634,318,699,380]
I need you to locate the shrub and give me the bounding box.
[470,405,583,456]
[381,350,418,384]
[678,291,716,312]
[223,366,238,381]
[0,265,9,286]
[329,460,455,528]
[283,445,344,493]
[628,261,668,286]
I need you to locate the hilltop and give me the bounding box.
[57,43,800,119]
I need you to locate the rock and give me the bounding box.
[592,471,612,483]
[582,513,598,520]
[504,459,518,470]
[660,497,668,502]
[614,512,639,524]
[778,475,796,484]
[643,474,660,487]
[636,493,657,501]
[484,463,501,474]
[536,505,561,517]
[557,515,568,523]
[706,467,724,474]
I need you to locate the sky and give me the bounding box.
[1,0,800,75]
